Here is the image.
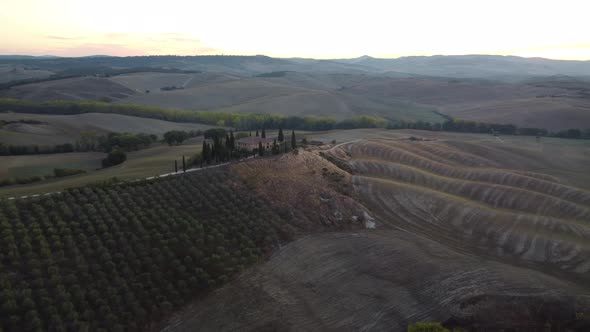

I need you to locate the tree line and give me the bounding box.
[387,119,590,139]
[0,132,158,156]
[0,98,387,131]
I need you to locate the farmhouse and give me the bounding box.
[237,137,275,151]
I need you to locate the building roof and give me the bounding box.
[237,137,275,144]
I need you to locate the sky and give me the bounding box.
[1,0,589,60]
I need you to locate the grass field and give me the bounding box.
[0,152,104,179]
[0,142,203,197]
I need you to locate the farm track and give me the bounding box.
[328,139,590,278]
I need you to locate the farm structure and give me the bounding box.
[237,137,275,151]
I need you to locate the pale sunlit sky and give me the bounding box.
[1,0,589,59]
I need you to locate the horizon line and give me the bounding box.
[1,53,589,62]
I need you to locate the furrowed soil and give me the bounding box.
[162,130,590,331]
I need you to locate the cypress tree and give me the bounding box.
[182,155,186,172]
[175,160,178,173]
[230,131,235,150]
[262,128,266,138]
[291,130,296,149]
[202,140,207,165]
[278,128,284,142]
[205,143,211,164]
[256,129,259,137]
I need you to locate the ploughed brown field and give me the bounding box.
[163,130,590,331]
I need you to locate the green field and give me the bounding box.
[0,142,202,197]
[0,152,104,179]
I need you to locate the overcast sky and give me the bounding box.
[1,0,589,59]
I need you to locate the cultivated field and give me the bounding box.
[0,65,54,83]
[2,128,589,330]
[444,97,590,131]
[0,76,135,101]
[162,129,590,331]
[163,230,589,331]
[0,112,214,145]
[324,132,590,278]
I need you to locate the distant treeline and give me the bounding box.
[0,132,158,156]
[387,119,590,139]
[0,119,45,126]
[254,71,291,77]
[0,98,387,130]
[0,67,200,90]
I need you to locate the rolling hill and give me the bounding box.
[0,112,214,146]
[1,55,590,130]
[160,130,590,331]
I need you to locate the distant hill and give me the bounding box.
[0,55,60,60]
[1,54,589,130]
[1,54,589,78]
[330,54,590,80]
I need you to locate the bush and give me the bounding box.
[408,322,450,332]
[102,149,127,168]
[14,176,43,185]
[53,168,87,178]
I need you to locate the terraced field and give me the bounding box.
[327,138,590,278]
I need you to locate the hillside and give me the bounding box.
[332,55,590,79]
[0,65,54,84]
[337,139,590,275]
[2,66,589,129]
[1,129,589,331]
[0,76,136,102]
[444,97,590,131]
[0,112,213,146]
[163,230,589,331]
[0,168,291,331]
[162,129,590,331]
[2,54,590,78]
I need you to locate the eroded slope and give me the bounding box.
[331,139,590,276]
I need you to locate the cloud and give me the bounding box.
[45,35,83,40]
[104,33,129,39]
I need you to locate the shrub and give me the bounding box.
[408,322,450,332]
[102,149,127,168]
[53,168,87,178]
